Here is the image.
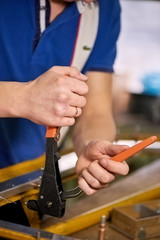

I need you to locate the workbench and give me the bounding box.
[42,159,160,238]
[1,153,160,239]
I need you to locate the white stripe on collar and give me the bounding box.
[71,0,99,71]
[40,0,46,34]
[76,0,98,14]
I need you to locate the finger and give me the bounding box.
[75,107,81,117]
[55,91,86,109]
[100,159,129,176]
[81,169,109,189]
[69,66,88,81]
[65,106,82,118]
[69,93,86,108]
[51,66,88,81]
[48,116,76,127]
[54,102,82,118]
[97,142,129,157]
[87,161,115,184]
[78,176,97,195]
[107,144,129,157]
[69,78,88,96]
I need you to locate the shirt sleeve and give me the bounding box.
[82,0,121,74]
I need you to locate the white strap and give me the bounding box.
[71,1,99,71]
[39,0,46,34]
[60,1,99,145]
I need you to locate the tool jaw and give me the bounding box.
[27,138,66,218]
[27,173,66,217]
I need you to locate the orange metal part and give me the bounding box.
[45,126,58,138]
[111,136,157,162]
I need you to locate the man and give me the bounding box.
[0,0,129,196]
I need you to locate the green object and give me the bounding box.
[83,45,91,50]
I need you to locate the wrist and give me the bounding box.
[0,81,29,118]
[73,133,90,157]
[11,82,30,119]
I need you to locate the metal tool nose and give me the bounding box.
[61,186,83,201]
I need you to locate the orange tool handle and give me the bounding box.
[46,126,58,138]
[111,136,157,162]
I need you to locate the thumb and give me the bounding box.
[106,144,129,157]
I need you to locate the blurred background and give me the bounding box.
[110,0,160,172]
[112,0,160,134]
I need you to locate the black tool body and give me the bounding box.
[27,127,82,218]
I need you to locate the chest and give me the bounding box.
[0,1,80,80]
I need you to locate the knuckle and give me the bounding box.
[57,92,69,103]
[55,105,65,117]
[58,77,66,86]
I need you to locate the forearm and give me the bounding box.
[73,112,116,157]
[73,71,116,157]
[0,81,27,118]
[0,66,88,126]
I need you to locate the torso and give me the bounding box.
[0,0,120,168]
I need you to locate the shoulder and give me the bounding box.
[98,0,121,25]
[98,0,121,17]
[97,0,121,32]
[98,0,121,10]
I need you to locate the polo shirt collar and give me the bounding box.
[76,0,98,14]
[76,0,88,14]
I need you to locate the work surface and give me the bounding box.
[0,156,160,240]
[70,160,160,239]
[41,159,160,239]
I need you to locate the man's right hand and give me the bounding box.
[2,66,88,126]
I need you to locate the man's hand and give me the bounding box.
[75,140,129,195]
[19,66,88,126]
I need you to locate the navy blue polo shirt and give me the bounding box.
[0,0,121,168]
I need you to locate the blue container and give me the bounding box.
[142,72,160,96]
